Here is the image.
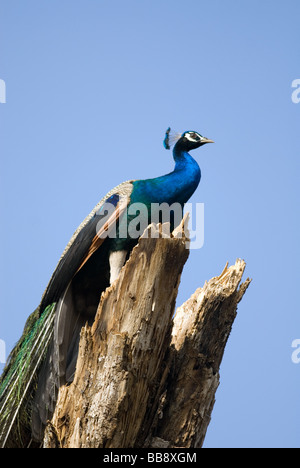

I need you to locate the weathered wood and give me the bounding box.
[43,222,251,448]
[148,259,251,448]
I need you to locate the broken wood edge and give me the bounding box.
[145,259,251,448]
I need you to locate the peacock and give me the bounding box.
[0,128,213,447]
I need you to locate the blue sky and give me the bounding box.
[0,0,299,448]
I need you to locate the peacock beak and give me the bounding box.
[201,137,214,144]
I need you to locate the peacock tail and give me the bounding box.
[0,304,56,448]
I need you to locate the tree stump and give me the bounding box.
[43,221,251,448]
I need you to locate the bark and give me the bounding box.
[43,220,251,448]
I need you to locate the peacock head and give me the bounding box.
[180,131,214,150]
[164,128,214,151]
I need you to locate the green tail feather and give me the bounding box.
[0,304,56,448]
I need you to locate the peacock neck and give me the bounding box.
[131,148,201,207]
[170,147,201,202]
[173,145,199,171]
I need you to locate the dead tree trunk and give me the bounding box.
[43,221,251,448]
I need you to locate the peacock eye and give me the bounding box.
[184,131,201,142]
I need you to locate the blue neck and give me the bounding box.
[170,146,201,203]
[131,147,201,206]
[173,145,200,173]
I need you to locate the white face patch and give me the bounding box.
[184,132,202,143]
